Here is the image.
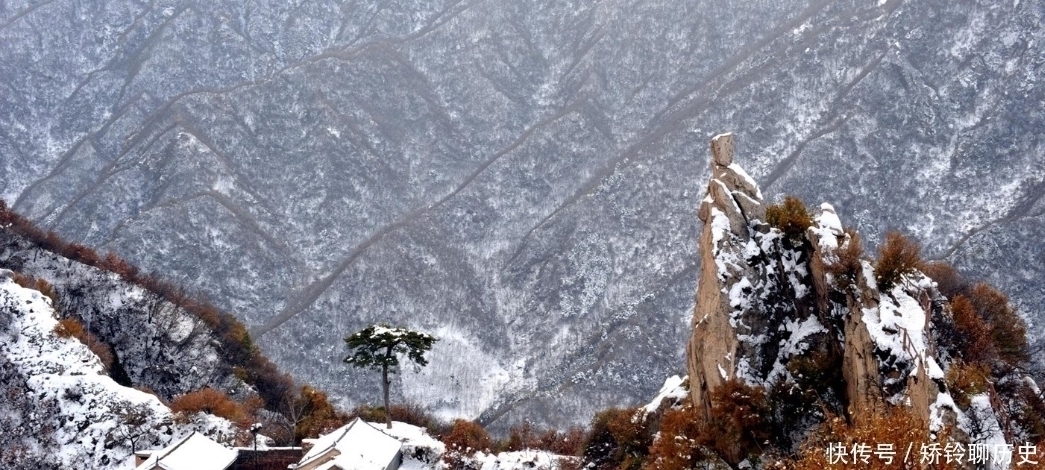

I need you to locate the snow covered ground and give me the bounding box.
[0,270,235,469]
[381,421,574,470]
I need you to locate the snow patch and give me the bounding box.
[641,375,687,414]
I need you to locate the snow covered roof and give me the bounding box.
[297,418,403,470]
[135,432,237,470]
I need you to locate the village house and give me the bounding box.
[292,418,404,470]
[134,432,237,470]
[134,432,302,470]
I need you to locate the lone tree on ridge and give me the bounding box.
[343,324,437,428]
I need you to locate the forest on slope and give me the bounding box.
[2,0,1043,428]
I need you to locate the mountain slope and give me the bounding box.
[2,0,1043,427]
[0,271,235,469]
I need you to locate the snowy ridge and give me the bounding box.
[0,228,247,401]
[0,272,234,469]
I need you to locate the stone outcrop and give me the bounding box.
[687,133,958,431]
[687,133,765,417]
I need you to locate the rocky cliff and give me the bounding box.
[687,134,1042,456]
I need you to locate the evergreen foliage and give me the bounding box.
[344,325,437,428]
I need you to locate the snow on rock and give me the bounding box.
[928,391,961,435]
[968,394,1011,470]
[861,272,944,398]
[641,375,688,414]
[810,203,844,254]
[380,420,447,467]
[0,274,235,469]
[766,316,828,383]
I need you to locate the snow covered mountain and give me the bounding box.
[0,271,236,469]
[2,0,1043,428]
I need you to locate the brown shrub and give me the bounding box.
[824,227,865,291]
[765,196,813,242]
[919,260,968,299]
[583,407,651,470]
[40,230,65,252]
[874,231,922,291]
[643,405,704,470]
[944,360,991,409]
[53,317,114,371]
[444,419,493,452]
[62,243,101,267]
[536,427,588,456]
[441,419,494,465]
[102,251,139,280]
[497,422,585,454]
[781,406,962,470]
[292,386,349,441]
[34,278,59,307]
[504,421,540,452]
[86,339,114,372]
[950,295,995,366]
[54,318,85,339]
[171,387,247,423]
[966,283,1030,368]
[10,273,59,307]
[698,379,770,467]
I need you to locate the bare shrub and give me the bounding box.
[824,227,865,291]
[765,196,813,242]
[944,360,990,409]
[582,407,651,470]
[919,260,968,299]
[170,387,246,423]
[874,231,921,291]
[950,295,995,366]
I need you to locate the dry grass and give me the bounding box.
[874,231,922,290]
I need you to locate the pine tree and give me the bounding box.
[343,325,437,428]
